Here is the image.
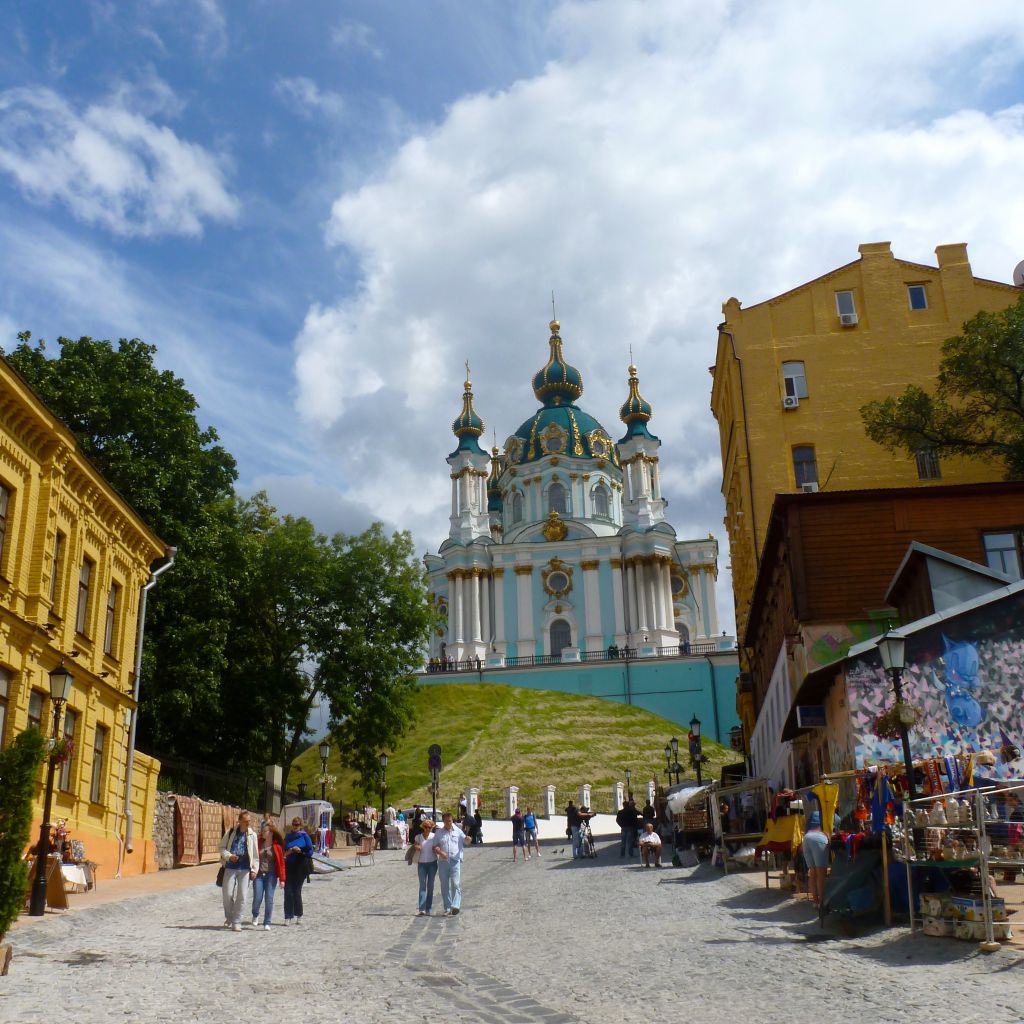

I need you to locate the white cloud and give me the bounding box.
[0,85,238,237]
[273,76,345,120]
[295,0,1024,634]
[331,21,383,60]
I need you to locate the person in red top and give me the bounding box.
[251,822,287,929]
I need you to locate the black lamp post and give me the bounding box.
[663,744,672,784]
[877,629,918,802]
[318,740,331,802]
[29,663,74,916]
[670,736,682,784]
[689,715,704,786]
[296,781,307,799]
[624,766,632,800]
[729,723,750,776]
[378,751,389,820]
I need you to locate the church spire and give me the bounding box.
[618,363,657,441]
[531,319,584,408]
[451,362,485,454]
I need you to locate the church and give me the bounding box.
[423,318,739,737]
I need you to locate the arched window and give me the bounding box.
[593,484,610,517]
[511,492,524,524]
[676,622,690,643]
[550,619,571,658]
[548,481,567,515]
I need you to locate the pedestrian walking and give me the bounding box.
[433,811,466,915]
[801,811,830,906]
[414,818,438,915]
[219,811,258,932]
[251,821,286,929]
[523,806,541,858]
[283,815,314,925]
[473,806,484,845]
[510,807,526,861]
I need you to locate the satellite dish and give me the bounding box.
[1013,260,1024,287]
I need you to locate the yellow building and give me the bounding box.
[0,358,167,877]
[710,241,1021,647]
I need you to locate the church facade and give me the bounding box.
[423,320,739,737]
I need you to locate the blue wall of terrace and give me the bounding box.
[420,654,740,741]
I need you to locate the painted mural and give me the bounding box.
[846,589,1024,780]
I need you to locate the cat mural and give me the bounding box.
[929,633,985,729]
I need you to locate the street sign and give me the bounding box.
[796,705,827,728]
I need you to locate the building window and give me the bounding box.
[49,531,65,604]
[549,619,571,658]
[28,689,43,732]
[792,446,818,488]
[104,582,120,655]
[76,557,94,635]
[782,361,808,399]
[983,530,1022,580]
[511,492,524,524]
[0,483,9,567]
[834,291,856,317]
[548,482,567,515]
[593,485,610,517]
[89,724,108,804]
[0,667,9,749]
[908,284,928,310]
[914,448,941,480]
[58,707,78,791]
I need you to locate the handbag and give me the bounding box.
[405,844,419,865]
[215,864,225,887]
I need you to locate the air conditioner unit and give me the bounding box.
[801,482,819,493]
[839,312,859,327]
[782,395,800,410]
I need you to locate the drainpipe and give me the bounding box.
[118,547,176,876]
[704,654,722,743]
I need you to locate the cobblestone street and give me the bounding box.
[3,840,1023,1024]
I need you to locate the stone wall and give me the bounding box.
[153,794,177,871]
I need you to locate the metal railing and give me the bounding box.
[420,640,728,675]
[155,753,255,808]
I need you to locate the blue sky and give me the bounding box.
[3,1,1024,636]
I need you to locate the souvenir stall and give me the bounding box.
[665,782,717,860]
[892,757,1021,950]
[280,799,334,855]
[714,778,771,873]
[753,790,807,891]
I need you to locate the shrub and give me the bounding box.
[0,729,47,941]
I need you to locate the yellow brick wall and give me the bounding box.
[711,241,1020,642]
[0,359,166,876]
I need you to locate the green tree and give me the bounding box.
[5,334,243,764]
[861,294,1024,477]
[0,729,46,942]
[315,525,434,800]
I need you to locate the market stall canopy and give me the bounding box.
[665,783,713,816]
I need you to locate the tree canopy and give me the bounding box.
[861,294,1024,477]
[4,333,433,794]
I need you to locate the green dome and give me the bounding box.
[531,320,584,407]
[618,364,658,442]
[508,404,619,467]
[451,374,485,454]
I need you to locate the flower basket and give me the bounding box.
[47,737,74,765]
[872,702,920,740]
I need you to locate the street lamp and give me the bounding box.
[378,751,389,820]
[876,629,918,802]
[318,740,331,802]
[29,663,74,916]
[624,766,632,799]
[664,744,672,783]
[689,715,704,786]
[729,723,750,776]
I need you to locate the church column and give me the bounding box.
[644,562,657,634]
[515,565,534,648]
[451,573,464,643]
[660,560,674,630]
[470,569,482,642]
[651,561,665,631]
[625,561,638,633]
[480,569,491,644]
[610,558,625,640]
[451,473,459,516]
[492,569,506,648]
[581,561,601,652]
[635,562,648,632]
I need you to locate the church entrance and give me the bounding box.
[549,619,571,659]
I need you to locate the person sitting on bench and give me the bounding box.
[638,822,663,868]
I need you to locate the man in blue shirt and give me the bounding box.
[433,811,466,916]
[219,811,258,932]
[523,806,541,859]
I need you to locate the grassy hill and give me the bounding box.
[289,683,734,815]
